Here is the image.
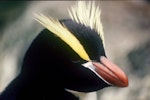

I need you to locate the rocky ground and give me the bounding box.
[0,1,150,100]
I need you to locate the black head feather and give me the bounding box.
[61,19,106,62]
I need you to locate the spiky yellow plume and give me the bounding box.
[68,1,105,46]
[34,1,105,61]
[34,13,90,61]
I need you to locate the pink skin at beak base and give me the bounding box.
[92,56,128,87]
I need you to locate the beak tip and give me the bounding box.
[121,76,129,87]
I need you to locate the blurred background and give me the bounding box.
[0,1,150,100]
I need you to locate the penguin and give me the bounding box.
[0,1,128,100]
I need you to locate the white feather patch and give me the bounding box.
[82,62,111,85]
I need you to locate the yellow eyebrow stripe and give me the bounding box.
[34,13,90,61]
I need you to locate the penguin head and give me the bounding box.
[34,1,128,92]
[61,19,128,88]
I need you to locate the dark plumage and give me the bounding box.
[61,19,106,61]
[0,25,108,100]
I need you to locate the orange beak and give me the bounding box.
[92,56,128,87]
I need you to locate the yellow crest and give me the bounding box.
[34,13,90,61]
[34,1,104,61]
[68,1,105,46]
